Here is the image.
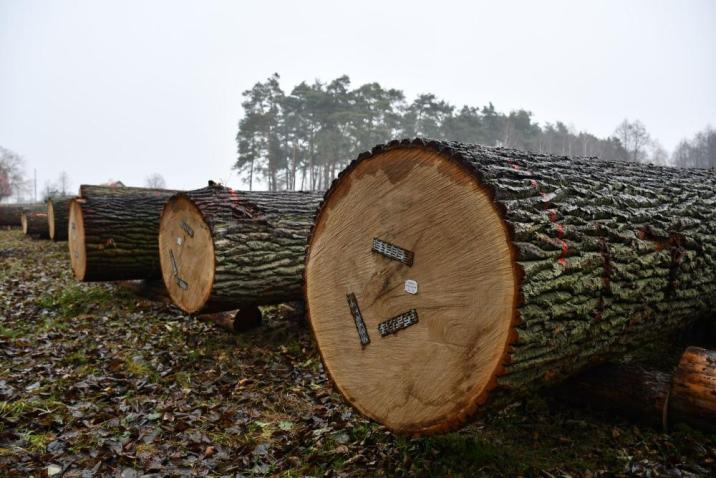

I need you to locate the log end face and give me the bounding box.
[305,146,517,434]
[159,194,215,314]
[68,200,87,280]
[20,212,28,235]
[47,200,55,240]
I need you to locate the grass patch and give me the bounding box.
[0,398,67,432]
[38,284,134,318]
[0,324,24,339]
[125,355,158,382]
[21,431,54,453]
[406,433,515,476]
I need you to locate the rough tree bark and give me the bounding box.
[158,183,323,314]
[0,203,44,228]
[560,346,716,431]
[69,185,178,281]
[305,138,716,434]
[47,196,74,241]
[21,210,50,239]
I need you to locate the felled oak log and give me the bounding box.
[158,183,322,313]
[304,138,716,434]
[21,210,50,239]
[47,196,74,241]
[68,185,178,281]
[560,346,716,431]
[0,203,43,228]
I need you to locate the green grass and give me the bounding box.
[20,431,54,453]
[38,283,134,318]
[0,324,24,339]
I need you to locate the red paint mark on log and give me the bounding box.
[555,223,565,239]
[530,179,539,189]
[557,239,569,266]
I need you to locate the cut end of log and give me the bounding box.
[158,194,215,314]
[68,199,87,280]
[47,200,56,240]
[20,212,28,234]
[305,145,518,434]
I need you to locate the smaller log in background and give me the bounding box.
[158,183,323,314]
[118,279,261,333]
[69,185,178,281]
[47,196,75,241]
[0,203,44,228]
[558,346,716,432]
[21,210,50,239]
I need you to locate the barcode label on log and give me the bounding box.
[378,309,419,337]
[371,238,414,266]
[346,293,370,346]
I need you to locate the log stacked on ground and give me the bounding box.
[561,347,716,431]
[304,138,716,434]
[158,183,323,314]
[21,209,50,239]
[0,203,44,228]
[47,196,74,241]
[69,185,178,281]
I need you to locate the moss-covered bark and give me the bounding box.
[345,139,716,396]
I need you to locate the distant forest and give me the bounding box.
[235,74,715,191]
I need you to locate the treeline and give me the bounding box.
[672,127,716,169]
[235,74,712,190]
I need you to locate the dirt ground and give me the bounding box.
[1,229,715,477]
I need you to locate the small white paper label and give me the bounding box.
[404,280,418,295]
[176,237,183,246]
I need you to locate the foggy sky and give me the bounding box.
[1,0,714,195]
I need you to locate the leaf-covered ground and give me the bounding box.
[1,229,715,477]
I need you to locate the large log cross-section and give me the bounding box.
[305,138,716,435]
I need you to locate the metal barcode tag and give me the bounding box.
[378,309,419,337]
[372,238,414,266]
[347,293,370,346]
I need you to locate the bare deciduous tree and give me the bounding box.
[145,173,166,189]
[673,127,716,169]
[58,171,71,195]
[0,146,28,203]
[614,119,651,163]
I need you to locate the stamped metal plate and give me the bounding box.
[378,309,419,337]
[372,238,414,267]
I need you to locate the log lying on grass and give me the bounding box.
[118,279,263,332]
[21,210,50,239]
[69,185,178,281]
[158,183,323,314]
[560,347,716,431]
[0,203,43,228]
[47,196,74,241]
[305,138,716,434]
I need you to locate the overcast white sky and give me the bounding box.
[1,0,714,196]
